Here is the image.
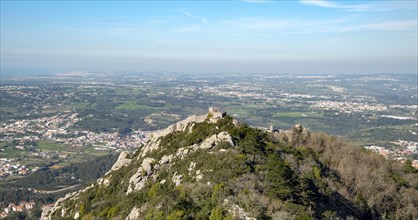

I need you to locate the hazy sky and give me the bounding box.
[1,0,417,75]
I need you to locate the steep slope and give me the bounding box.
[42,113,418,220]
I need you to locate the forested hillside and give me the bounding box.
[43,115,417,220]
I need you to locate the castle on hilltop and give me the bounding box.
[208,106,226,122]
[147,107,226,140]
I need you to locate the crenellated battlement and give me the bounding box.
[147,114,208,140]
[147,107,227,140]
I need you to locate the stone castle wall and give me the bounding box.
[147,114,208,140]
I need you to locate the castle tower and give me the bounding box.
[208,106,226,122]
[269,124,274,132]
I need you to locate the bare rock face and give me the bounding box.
[97,176,110,187]
[230,204,257,220]
[127,168,148,195]
[200,131,235,149]
[141,157,156,175]
[195,170,203,181]
[141,139,161,157]
[126,157,156,195]
[73,211,80,219]
[200,134,217,149]
[188,162,196,173]
[126,206,140,220]
[172,172,183,186]
[159,154,173,164]
[109,152,132,173]
[41,191,80,220]
[176,147,190,159]
[224,199,257,220]
[40,206,54,220]
[217,131,235,146]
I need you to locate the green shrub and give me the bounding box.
[166,210,184,220]
[209,206,224,220]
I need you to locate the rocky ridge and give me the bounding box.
[42,111,240,219]
[41,110,418,220]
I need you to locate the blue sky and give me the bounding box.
[1,0,417,75]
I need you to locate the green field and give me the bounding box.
[1,146,27,158]
[115,100,141,110]
[0,142,10,148]
[37,141,70,152]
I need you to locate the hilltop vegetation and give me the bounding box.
[44,114,418,220]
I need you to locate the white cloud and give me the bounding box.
[299,0,417,12]
[221,17,296,31]
[220,16,353,33]
[299,0,370,11]
[300,0,337,8]
[219,16,417,34]
[182,11,208,23]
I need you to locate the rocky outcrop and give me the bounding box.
[159,154,174,164]
[224,199,257,220]
[41,190,80,219]
[42,128,234,219]
[42,111,240,219]
[200,131,235,149]
[108,151,132,173]
[172,172,183,186]
[125,129,235,196]
[230,204,257,220]
[97,176,110,186]
[126,206,140,220]
[195,170,203,181]
[176,147,191,159]
[140,139,160,157]
[127,157,156,195]
[40,206,54,220]
[141,157,155,175]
